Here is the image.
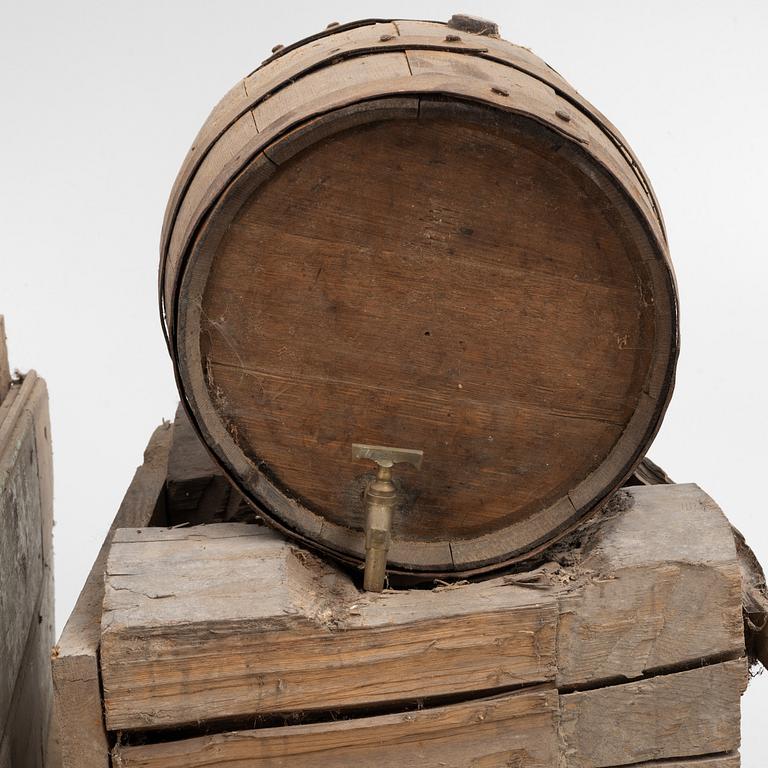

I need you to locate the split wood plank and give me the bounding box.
[0,317,10,402]
[52,422,172,768]
[557,482,744,686]
[560,659,747,767]
[111,661,744,768]
[0,372,52,740]
[113,687,560,768]
[625,457,767,669]
[100,483,744,732]
[101,523,557,731]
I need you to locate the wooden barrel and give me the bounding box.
[160,17,678,576]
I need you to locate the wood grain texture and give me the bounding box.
[0,385,44,730]
[0,369,54,768]
[0,317,10,402]
[163,31,672,319]
[111,662,744,768]
[99,483,744,733]
[627,455,673,486]
[162,18,678,576]
[560,659,747,767]
[0,373,53,738]
[0,578,55,768]
[557,483,744,686]
[52,423,171,768]
[160,21,399,290]
[167,110,259,282]
[391,19,666,235]
[101,524,557,731]
[112,688,560,768]
[626,457,767,671]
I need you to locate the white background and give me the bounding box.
[1,0,766,760]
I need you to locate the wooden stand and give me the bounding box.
[52,408,767,768]
[0,316,55,768]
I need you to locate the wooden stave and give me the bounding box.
[161,23,679,576]
[163,60,669,342]
[159,19,669,342]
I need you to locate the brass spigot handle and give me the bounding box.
[362,465,396,591]
[352,444,423,592]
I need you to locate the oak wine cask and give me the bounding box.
[159,17,678,576]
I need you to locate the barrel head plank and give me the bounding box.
[52,422,171,768]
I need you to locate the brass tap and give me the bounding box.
[351,444,423,592]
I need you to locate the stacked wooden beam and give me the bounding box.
[0,316,55,768]
[51,410,767,767]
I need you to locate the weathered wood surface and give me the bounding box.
[102,523,557,730]
[560,659,747,767]
[557,482,743,686]
[0,378,44,728]
[100,482,744,732]
[0,369,54,768]
[113,688,559,768]
[111,661,744,768]
[52,422,171,768]
[0,317,10,402]
[0,578,55,768]
[196,112,656,549]
[628,457,768,669]
[164,18,678,577]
